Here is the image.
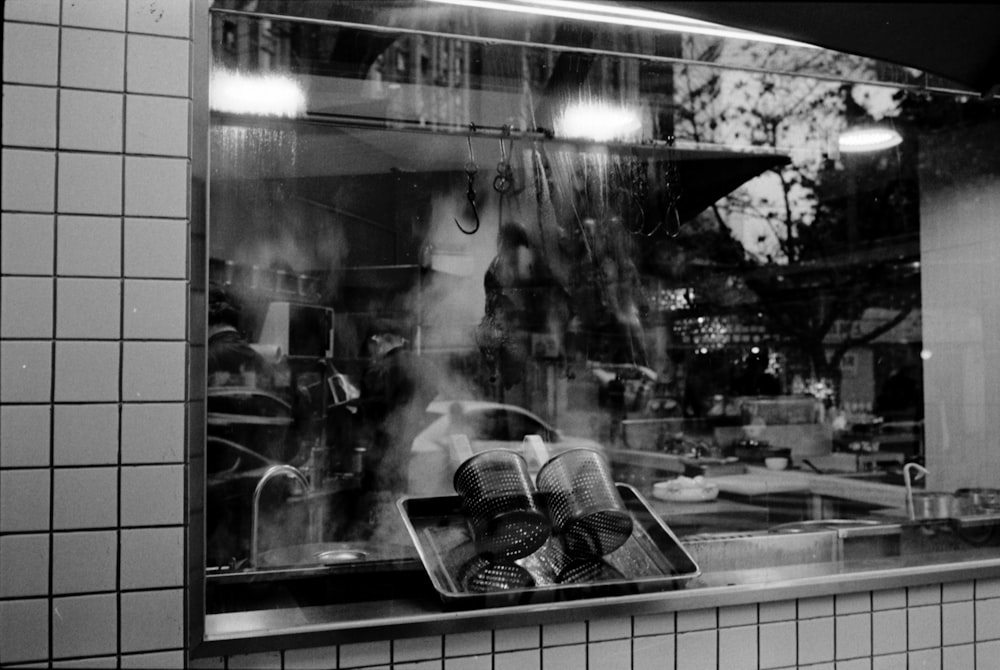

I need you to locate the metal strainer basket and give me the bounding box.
[457,555,536,593]
[536,448,634,557]
[453,449,551,560]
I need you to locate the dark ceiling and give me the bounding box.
[637,2,1000,96]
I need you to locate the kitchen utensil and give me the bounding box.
[535,448,633,557]
[911,491,956,520]
[764,456,789,471]
[453,449,550,560]
[954,488,1000,515]
[457,555,535,593]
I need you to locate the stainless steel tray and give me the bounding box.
[398,484,700,609]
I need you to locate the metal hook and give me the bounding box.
[455,124,480,235]
[493,125,515,194]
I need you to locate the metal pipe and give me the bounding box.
[251,464,311,568]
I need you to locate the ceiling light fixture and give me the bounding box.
[837,126,903,153]
[425,0,817,48]
[211,71,307,117]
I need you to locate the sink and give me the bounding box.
[255,541,418,569]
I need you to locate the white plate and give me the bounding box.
[652,480,720,503]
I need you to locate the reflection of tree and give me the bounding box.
[670,39,921,393]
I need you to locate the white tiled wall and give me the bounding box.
[1,0,191,667]
[3,2,1000,669]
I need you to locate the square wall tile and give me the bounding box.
[120,526,184,589]
[122,341,186,401]
[52,530,117,594]
[798,617,834,665]
[589,616,631,641]
[719,603,757,627]
[0,534,50,598]
[0,598,50,664]
[0,340,52,402]
[975,598,1000,641]
[0,469,51,531]
[633,634,674,670]
[837,612,872,659]
[124,156,188,218]
[444,656,491,670]
[120,588,184,652]
[56,278,122,339]
[538,645,578,670]
[62,0,127,30]
[760,599,797,622]
[52,467,118,529]
[874,587,907,610]
[444,631,491,658]
[976,577,1000,599]
[60,27,125,91]
[57,215,121,277]
[1,277,53,337]
[759,621,796,669]
[5,0,60,23]
[718,625,756,670]
[909,584,941,606]
[124,218,187,278]
[226,651,284,669]
[873,609,907,655]
[907,605,941,650]
[943,601,975,646]
[128,0,191,37]
[942,644,974,670]
[799,595,834,619]
[495,626,539,651]
[676,629,716,670]
[126,34,189,96]
[2,148,56,212]
[0,405,51,467]
[1,213,55,275]
[54,341,119,402]
[3,23,59,85]
[126,94,189,156]
[677,608,717,632]
[52,593,117,659]
[873,653,907,670]
[589,639,629,669]
[58,153,123,215]
[542,621,586,646]
[943,580,975,603]
[394,636,443,663]
[836,592,872,614]
[283,646,338,670]
[53,403,119,465]
[123,279,187,339]
[339,640,391,668]
[120,651,185,669]
[120,464,184,526]
[59,90,124,153]
[3,85,58,148]
[634,612,675,637]
[121,402,185,463]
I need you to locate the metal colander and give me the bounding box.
[536,448,633,557]
[453,449,551,560]
[531,535,626,585]
[457,555,536,593]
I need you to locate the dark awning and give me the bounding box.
[642,2,1000,96]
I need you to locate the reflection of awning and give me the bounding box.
[214,115,789,224]
[645,2,1000,95]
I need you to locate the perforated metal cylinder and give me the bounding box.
[453,449,551,560]
[536,448,633,557]
[457,555,536,593]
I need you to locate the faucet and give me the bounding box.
[251,464,311,568]
[903,462,929,521]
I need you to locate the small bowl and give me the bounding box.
[764,456,789,471]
